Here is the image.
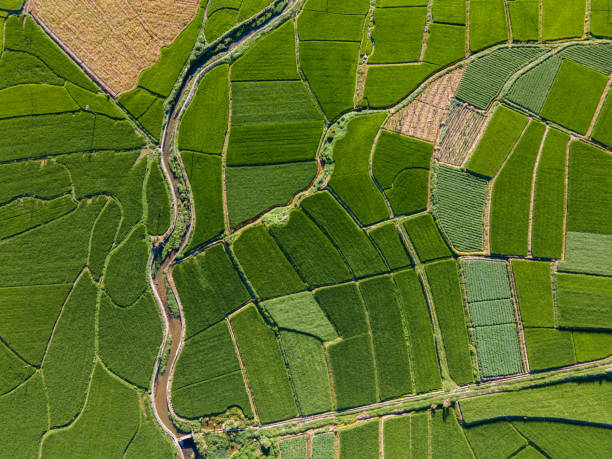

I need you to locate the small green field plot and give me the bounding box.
[555,273,612,330]
[559,232,612,276]
[513,446,546,458]
[511,260,555,328]
[513,421,612,458]
[312,432,335,459]
[474,324,524,377]
[431,410,474,458]
[299,40,359,120]
[205,5,239,43]
[456,47,547,110]
[460,377,611,425]
[263,292,337,341]
[592,90,612,148]
[432,165,488,252]
[173,243,251,338]
[462,259,512,303]
[368,222,412,270]
[540,60,608,134]
[182,152,224,252]
[0,160,71,205]
[402,213,452,263]
[369,6,427,63]
[394,270,443,393]
[432,0,465,24]
[423,22,466,67]
[542,0,585,41]
[469,299,516,327]
[226,161,317,227]
[411,412,429,458]
[523,328,576,371]
[270,209,352,286]
[531,128,568,259]
[592,0,612,37]
[364,62,439,107]
[508,0,540,41]
[490,120,545,256]
[467,105,529,178]
[279,435,307,459]
[425,259,474,385]
[329,113,389,225]
[566,141,612,235]
[468,0,508,51]
[172,321,252,419]
[328,334,377,409]
[314,283,369,339]
[298,9,365,42]
[464,421,527,459]
[145,160,172,236]
[0,342,34,396]
[383,415,410,459]
[301,191,387,277]
[372,131,433,216]
[231,305,298,423]
[339,420,379,459]
[0,83,78,118]
[572,331,612,362]
[506,56,562,114]
[179,65,229,154]
[359,275,413,400]
[280,331,334,415]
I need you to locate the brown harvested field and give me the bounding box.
[30,0,201,94]
[385,68,463,143]
[436,102,487,166]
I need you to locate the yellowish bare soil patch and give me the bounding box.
[30,0,200,94]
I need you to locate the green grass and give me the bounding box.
[467,105,529,178]
[44,272,97,427]
[469,299,516,327]
[314,283,369,339]
[370,7,427,63]
[513,421,612,458]
[173,243,251,338]
[231,305,298,423]
[0,373,48,458]
[464,422,526,459]
[0,195,76,241]
[506,56,562,114]
[524,328,575,371]
[469,0,508,51]
[403,213,452,263]
[425,259,474,386]
[511,260,554,327]
[461,259,511,303]
[0,342,33,395]
[0,159,71,205]
[42,363,140,457]
[593,91,612,147]
[263,292,337,341]
[270,209,352,286]
[227,161,317,227]
[364,63,439,107]
[531,128,568,259]
[0,83,78,118]
[383,416,410,459]
[555,273,612,330]
[508,0,540,41]
[431,410,474,459]
[368,222,412,270]
[432,166,488,252]
[394,270,442,393]
[540,60,607,134]
[461,377,611,425]
[232,21,299,81]
[232,224,305,299]
[411,412,429,458]
[572,331,612,362]
[490,121,545,256]
[328,335,377,409]
[542,0,585,40]
[279,435,308,459]
[104,225,149,307]
[474,324,524,377]
[559,232,612,276]
[146,160,171,236]
[280,331,334,415]
[172,321,252,419]
[182,152,224,252]
[312,432,335,459]
[359,275,413,400]
[456,48,547,109]
[566,141,612,234]
[298,10,365,41]
[301,191,387,277]
[179,65,229,154]
[423,23,466,67]
[98,292,163,389]
[299,40,359,120]
[339,420,379,459]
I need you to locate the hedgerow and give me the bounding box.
[402,213,451,263]
[368,222,412,270]
[314,283,369,339]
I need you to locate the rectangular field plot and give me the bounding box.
[462,259,512,303]
[297,10,365,41]
[279,435,307,459]
[312,432,335,459]
[468,0,508,51]
[364,62,439,108]
[369,7,427,63]
[339,420,379,459]
[542,0,585,41]
[432,0,465,24]
[572,331,612,363]
[469,299,516,327]
[431,410,474,458]
[511,260,555,328]
[559,232,612,276]
[508,0,540,41]
[524,328,576,371]
[593,90,612,147]
[314,283,369,339]
[402,213,452,262]
[555,273,612,330]
[383,415,410,459]
[368,222,412,270]
[475,324,523,377]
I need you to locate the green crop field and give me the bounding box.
[383,416,410,459]
[339,420,379,459]
[314,283,369,339]
[279,435,307,459]
[523,328,576,371]
[370,7,427,63]
[559,232,612,276]
[506,56,563,114]
[511,260,555,327]
[403,213,452,263]
[368,222,412,270]
[423,23,466,67]
[468,0,508,51]
[542,0,585,41]
[509,0,539,41]
[555,273,612,330]
[364,62,439,107]
[312,432,335,459]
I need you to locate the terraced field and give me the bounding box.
[1,0,611,457]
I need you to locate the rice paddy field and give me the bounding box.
[2,1,611,457]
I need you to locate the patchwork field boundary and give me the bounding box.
[586,75,612,138]
[527,125,550,257]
